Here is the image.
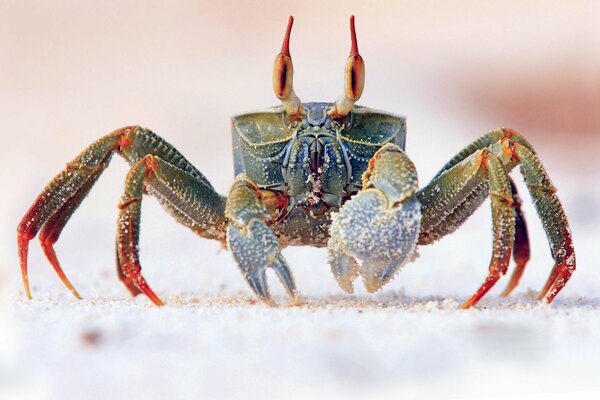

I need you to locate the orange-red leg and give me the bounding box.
[512,143,575,302]
[461,272,502,309]
[17,133,119,298]
[116,154,227,306]
[418,149,515,308]
[17,231,32,299]
[18,126,227,304]
[35,165,109,299]
[419,128,575,307]
[460,153,514,309]
[116,239,142,296]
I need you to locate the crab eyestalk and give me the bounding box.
[329,16,365,119]
[273,16,303,119]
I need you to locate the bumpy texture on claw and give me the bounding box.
[225,176,300,305]
[327,143,421,293]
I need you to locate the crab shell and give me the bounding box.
[231,102,410,247]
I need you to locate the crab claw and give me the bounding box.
[227,219,300,306]
[327,189,421,293]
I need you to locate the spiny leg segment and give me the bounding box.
[116,154,226,306]
[18,126,227,305]
[417,128,574,307]
[18,132,120,299]
[37,159,112,299]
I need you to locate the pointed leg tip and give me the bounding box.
[71,289,83,300]
[144,290,165,307]
[289,292,303,307]
[459,301,473,310]
[536,292,546,301]
[152,298,166,307]
[22,278,32,300]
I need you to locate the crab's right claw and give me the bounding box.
[225,176,300,306]
[327,144,421,293]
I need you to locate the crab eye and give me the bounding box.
[272,16,302,117]
[273,53,293,99]
[344,17,365,101]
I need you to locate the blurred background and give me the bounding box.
[1,1,599,399]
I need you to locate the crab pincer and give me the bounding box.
[327,144,421,293]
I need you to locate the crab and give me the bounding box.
[17,16,575,309]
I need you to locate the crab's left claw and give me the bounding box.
[227,219,298,305]
[327,144,421,293]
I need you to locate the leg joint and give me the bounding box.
[114,125,139,152]
[490,191,514,207]
[117,197,142,210]
[141,154,158,176]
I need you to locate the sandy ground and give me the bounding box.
[2,1,600,399]
[4,291,600,399]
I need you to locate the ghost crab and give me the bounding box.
[17,16,575,309]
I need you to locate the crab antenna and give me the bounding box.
[273,16,303,118]
[329,15,366,119]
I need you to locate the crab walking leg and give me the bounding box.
[18,125,226,300]
[116,237,142,296]
[37,162,111,299]
[418,131,575,304]
[418,150,515,308]
[418,177,530,298]
[460,153,515,308]
[225,175,299,306]
[18,132,121,298]
[512,144,575,302]
[418,128,532,244]
[501,178,531,296]
[431,128,536,179]
[117,155,227,306]
[328,143,421,293]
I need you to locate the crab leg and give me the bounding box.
[418,149,515,308]
[18,126,227,303]
[117,155,227,306]
[501,178,531,296]
[18,132,121,298]
[417,129,575,306]
[37,162,111,299]
[225,175,299,306]
[512,143,574,301]
[116,236,141,296]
